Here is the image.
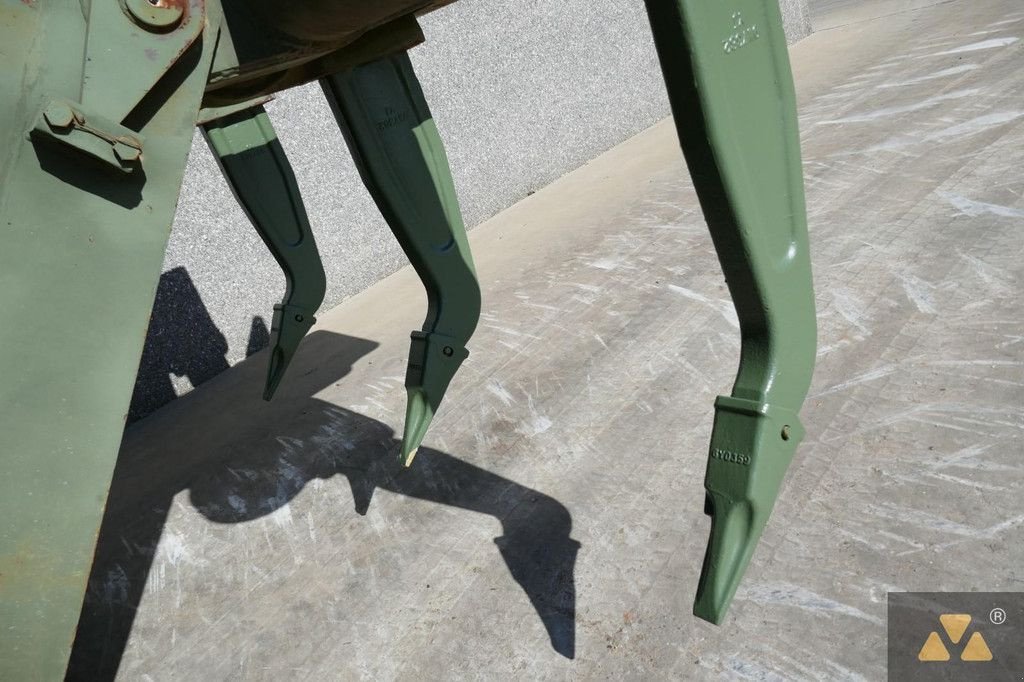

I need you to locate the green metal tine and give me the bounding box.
[321,52,481,466]
[203,106,328,400]
[643,0,818,624]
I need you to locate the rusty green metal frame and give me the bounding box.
[0,3,220,678]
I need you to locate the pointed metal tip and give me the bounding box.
[262,305,317,401]
[692,493,763,626]
[262,347,289,401]
[693,601,728,626]
[692,398,805,624]
[399,388,434,466]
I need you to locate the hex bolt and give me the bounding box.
[442,346,454,357]
[113,142,142,163]
[43,102,74,129]
[294,314,304,322]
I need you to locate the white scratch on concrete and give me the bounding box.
[269,503,294,528]
[896,272,937,314]
[897,515,1024,556]
[586,256,625,271]
[817,89,979,124]
[740,583,884,625]
[928,111,1024,139]
[960,254,1017,296]
[924,471,1007,492]
[930,37,1019,55]
[486,380,516,407]
[822,659,872,682]
[667,284,739,328]
[812,365,896,398]
[305,511,317,543]
[516,394,552,437]
[829,288,872,336]
[725,657,788,681]
[869,503,995,538]
[161,530,200,567]
[869,111,1024,152]
[877,64,980,89]
[876,529,927,550]
[482,323,543,340]
[938,191,1024,218]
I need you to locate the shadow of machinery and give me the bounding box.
[68,271,579,680]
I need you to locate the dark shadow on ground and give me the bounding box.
[128,267,231,421]
[69,325,578,680]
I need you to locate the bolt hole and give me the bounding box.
[781,425,791,441]
[294,314,304,322]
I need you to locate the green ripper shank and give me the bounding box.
[321,53,482,467]
[202,106,328,401]
[644,0,817,623]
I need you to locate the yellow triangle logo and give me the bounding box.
[939,614,971,644]
[961,632,993,662]
[918,632,950,661]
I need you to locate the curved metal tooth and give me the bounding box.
[644,0,817,623]
[203,106,327,400]
[321,52,480,466]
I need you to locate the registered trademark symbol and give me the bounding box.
[990,607,1007,625]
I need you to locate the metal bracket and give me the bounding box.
[81,0,206,123]
[30,97,144,173]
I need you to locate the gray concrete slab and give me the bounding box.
[70,0,1024,679]
[809,0,953,31]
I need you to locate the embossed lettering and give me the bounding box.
[722,11,761,54]
[375,106,409,132]
[711,448,751,466]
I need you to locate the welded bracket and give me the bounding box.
[81,0,207,121]
[30,97,144,173]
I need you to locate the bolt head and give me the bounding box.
[43,102,74,129]
[113,142,142,163]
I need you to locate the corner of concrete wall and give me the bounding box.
[781,0,814,44]
[131,0,811,421]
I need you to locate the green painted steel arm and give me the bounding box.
[203,106,327,400]
[0,2,219,678]
[321,53,481,466]
[644,0,818,623]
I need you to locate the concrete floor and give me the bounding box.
[69,0,1023,679]
[808,0,954,30]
